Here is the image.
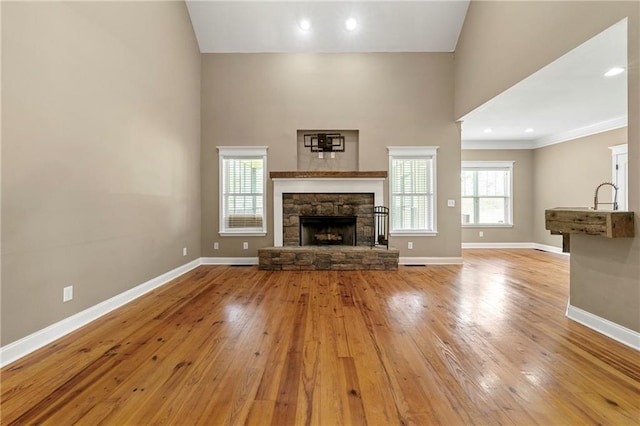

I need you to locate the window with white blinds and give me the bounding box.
[461,161,513,226]
[388,147,438,234]
[218,147,267,235]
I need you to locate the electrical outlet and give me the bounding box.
[63,286,73,302]
[243,242,249,250]
[318,152,324,159]
[214,242,219,250]
[330,152,335,159]
[479,231,484,237]
[447,199,455,207]
[183,247,187,256]
[408,242,413,249]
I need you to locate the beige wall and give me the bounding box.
[461,149,534,244]
[456,1,639,333]
[201,53,462,259]
[1,2,201,345]
[533,128,626,247]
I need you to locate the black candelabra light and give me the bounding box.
[303,133,345,152]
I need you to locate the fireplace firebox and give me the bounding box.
[300,216,357,246]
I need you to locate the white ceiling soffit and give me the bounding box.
[461,19,627,150]
[186,1,470,53]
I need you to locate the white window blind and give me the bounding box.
[218,147,267,235]
[461,161,513,226]
[388,147,438,234]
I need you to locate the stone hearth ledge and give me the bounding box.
[258,246,399,271]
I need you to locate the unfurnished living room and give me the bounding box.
[1,1,639,424]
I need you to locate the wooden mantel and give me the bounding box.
[545,208,635,252]
[270,171,387,179]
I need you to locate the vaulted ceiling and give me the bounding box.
[186,2,627,147]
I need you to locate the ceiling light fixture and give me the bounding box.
[525,128,534,133]
[483,128,493,134]
[604,67,625,77]
[299,19,311,31]
[345,18,357,31]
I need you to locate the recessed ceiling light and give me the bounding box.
[299,19,311,31]
[483,128,493,134]
[604,67,625,77]
[345,18,357,31]
[525,128,534,133]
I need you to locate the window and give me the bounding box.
[388,146,438,234]
[218,147,267,235]
[461,161,513,226]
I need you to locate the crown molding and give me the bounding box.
[532,115,627,149]
[462,140,534,150]
[462,115,627,151]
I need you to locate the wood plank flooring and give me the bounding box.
[1,249,639,425]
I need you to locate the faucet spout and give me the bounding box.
[594,182,619,210]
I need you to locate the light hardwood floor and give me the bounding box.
[1,249,639,425]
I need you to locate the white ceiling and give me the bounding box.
[186,3,627,148]
[461,19,628,148]
[186,1,470,53]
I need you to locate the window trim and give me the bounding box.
[461,160,514,227]
[217,146,268,236]
[388,146,439,236]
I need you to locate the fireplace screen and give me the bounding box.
[299,216,357,246]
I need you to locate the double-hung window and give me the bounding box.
[461,161,513,226]
[218,146,267,235]
[388,146,438,235]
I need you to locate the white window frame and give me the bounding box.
[461,161,514,227]
[388,146,438,236]
[217,146,268,236]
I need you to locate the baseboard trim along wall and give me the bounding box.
[399,257,463,265]
[566,304,640,350]
[0,259,202,368]
[201,257,259,265]
[533,243,568,255]
[461,242,569,256]
[462,242,535,249]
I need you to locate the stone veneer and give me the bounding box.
[258,246,399,271]
[283,193,374,246]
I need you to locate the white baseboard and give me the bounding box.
[566,304,640,350]
[201,257,259,265]
[399,257,463,265]
[460,242,569,256]
[0,258,202,368]
[533,243,568,255]
[462,242,535,249]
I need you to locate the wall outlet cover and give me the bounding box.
[243,242,249,250]
[63,286,73,302]
[214,242,219,250]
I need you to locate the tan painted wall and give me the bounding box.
[461,149,534,244]
[533,128,626,247]
[455,1,639,333]
[201,53,461,259]
[1,2,201,345]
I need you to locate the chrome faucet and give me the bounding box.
[593,182,618,210]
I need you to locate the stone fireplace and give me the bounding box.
[259,171,398,271]
[271,171,386,247]
[283,193,374,246]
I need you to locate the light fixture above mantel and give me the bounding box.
[303,133,345,152]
